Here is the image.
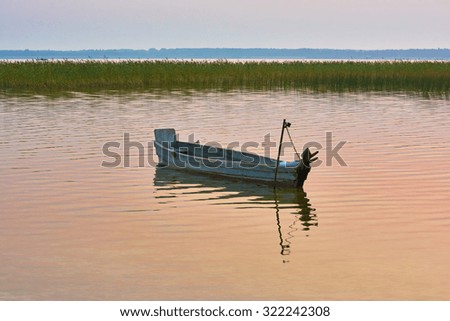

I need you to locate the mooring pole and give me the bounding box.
[274,119,290,187]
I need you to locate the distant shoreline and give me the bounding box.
[1,48,450,61]
[1,60,449,94]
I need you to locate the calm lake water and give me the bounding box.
[1,90,449,300]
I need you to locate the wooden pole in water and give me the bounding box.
[274,119,288,186]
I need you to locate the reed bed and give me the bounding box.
[0,60,449,93]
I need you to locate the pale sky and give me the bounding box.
[1,0,449,50]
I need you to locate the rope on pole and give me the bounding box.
[285,125,301,161]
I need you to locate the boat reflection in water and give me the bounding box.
[153,167,317,262]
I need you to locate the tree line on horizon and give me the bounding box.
[1,48,450,60]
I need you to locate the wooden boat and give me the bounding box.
[153,120,318,188]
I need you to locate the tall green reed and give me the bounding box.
[0,60,448,93]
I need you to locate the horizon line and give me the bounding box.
[1,48,450,51]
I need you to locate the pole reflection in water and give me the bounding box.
[273,185,317,263]
[153,167,317,262]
